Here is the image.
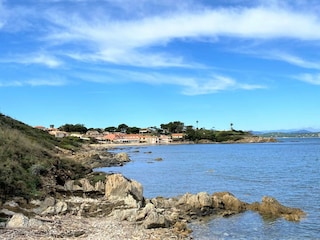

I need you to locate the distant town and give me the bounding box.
[34,121,320,145]
[34,122,194,144]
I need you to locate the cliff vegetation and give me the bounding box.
[0,113,89,201]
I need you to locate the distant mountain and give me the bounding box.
[253,129,320,137]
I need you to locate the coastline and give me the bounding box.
[2,137,293,240]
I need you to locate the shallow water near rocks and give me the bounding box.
[98,138,320,239]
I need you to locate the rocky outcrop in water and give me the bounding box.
[105,174,305,233]
[248,196,306,221]
[2,173,305,239]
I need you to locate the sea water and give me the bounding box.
[98,138,320,239]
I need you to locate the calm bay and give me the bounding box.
[98,138,320,239]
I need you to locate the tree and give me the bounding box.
[105,126,117,132]
[127,126,140,134]
[59,124,87,133]
[117,123,128,133]
[160,121,185,133]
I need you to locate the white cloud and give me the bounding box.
[181,75,265,95]
[28,54,63,68]
[270,52,320,70]
[0,53,63,68]
[40,4,320,68]
[25,78,66,86]
[0,78,67,87]
[73,67,265,95]
[297,73,320,85]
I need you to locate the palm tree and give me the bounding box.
[230,123,234,131]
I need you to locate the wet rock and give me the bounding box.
[105,174,144,208]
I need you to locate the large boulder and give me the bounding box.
[105,174,144,208]
[115,152,130,163]
[212,192,247,213]
[177,192,215,217]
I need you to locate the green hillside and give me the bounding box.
[0,113,89,201]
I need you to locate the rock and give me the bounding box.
[105,174,144,208]
[182,192,212,208]
[6,213,29,228]
[41,200,67,216]
[143,211,169,229]
[95,180,105,192]
[79,178,95,192]
[177,192,214,217]
[248,196,305,221]
[115,152,130,162]
[43,196,56,207]
[173,221,193,237]
[150,197,177,209]
[212,192,247,213]
[28,218,44,227]
[112,208,138,221]
[136,203,156,221]
[55,201,68,214]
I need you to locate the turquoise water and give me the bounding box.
[98,138,320,239]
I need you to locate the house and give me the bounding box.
[171,133,185,141]
[139,128,152,134]
[34,126,47,131]
[103,133,127,143]
[140,135,159,144]
[159,135,172,144]
[122,134,141,144]
[48,130,68,138]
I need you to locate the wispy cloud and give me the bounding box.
[0,0,319,92]
[73,67,265,95]
[40,3,320,68]
[180,75,265,95]
[269,52,320,70]
[1,53,63,68]
[0,78,67,87]
[297,73,320,85]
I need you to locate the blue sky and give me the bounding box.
[1,0,320,131]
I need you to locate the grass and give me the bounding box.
[0,113,89,201]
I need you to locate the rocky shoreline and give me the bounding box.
[0,141,304,240]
